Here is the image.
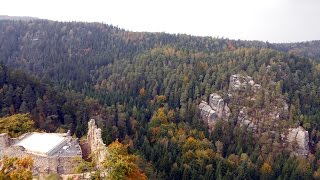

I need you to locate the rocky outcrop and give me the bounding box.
[269,99,289,120]
[200,73,310,157]
[199,93,230,130]
[229,74,261,92]
[238,107,257,131]
[285,126,309,156]
[228,74,289,133]
[229,74,254,91]
[209,93,229,118]
[237,98,289,133]
[199,101,217,129]
[87,119,108,168]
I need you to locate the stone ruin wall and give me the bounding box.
[87,119,108,168]
[2,145,81,175]
[0,121,107,176]
[0,133,10,149]
[0,133,81,175]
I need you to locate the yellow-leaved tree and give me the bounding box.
[103,139,147,180]
[0,113,34,137]
[0,156,33,180]
[260,162,273,180]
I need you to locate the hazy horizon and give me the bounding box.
[1,0,319,43]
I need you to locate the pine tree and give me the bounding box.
[19,101,29,113]
[22,85,35,111]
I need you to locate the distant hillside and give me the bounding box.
[271,41,320,59]
[0,15,39,21]
[0,19,319,89]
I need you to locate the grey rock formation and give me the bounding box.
[199,101,217,129]
[252,84,261,93]
[200,73,309,157]
[238,107,257,131]
[199,93,230,130]
[286,126,309,156]
[209,93,225,118]
[229,74,255,91]
[209,93,230,119]
[229,74,261,93]
[87,119,108,168]
[229,74,289,132]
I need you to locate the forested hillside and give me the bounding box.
[1,19,320,179]
[0,63,97,136]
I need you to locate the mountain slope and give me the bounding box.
[1,19,320,179]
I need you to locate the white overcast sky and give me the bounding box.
[1,0,319,43]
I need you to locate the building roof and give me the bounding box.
[14,132,67,155]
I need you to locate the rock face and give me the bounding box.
[209,93,225,118]
[199,93,230,130]
[87,119,108,168]
[286,126,309,156]
[199,101,217,129]
[229,74,261,92]
[238,107,257,131]
[228,74,289,133]
[237,98,289,133]
[199,73,310,157]
[229,74,254,91]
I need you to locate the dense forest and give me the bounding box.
[1,19,320,179]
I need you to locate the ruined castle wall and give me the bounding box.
[57,156,81,174]
[2,146,53,174]
[0,133,10,157]
[87,119,108,168]
[0,133,10,148]
[2,146,80,175]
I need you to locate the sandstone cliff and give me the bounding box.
[199,74,310,157]
[285,126,310,156]
[199,93,230,130]
[87,119,108,168]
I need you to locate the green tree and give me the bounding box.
[22,85,35,111]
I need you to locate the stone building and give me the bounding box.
[0,132,82,175]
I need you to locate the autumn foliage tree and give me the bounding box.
[0,156,33,180]
[103,139,147,180]
[260,162,273,179]
[0,113,34,137]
